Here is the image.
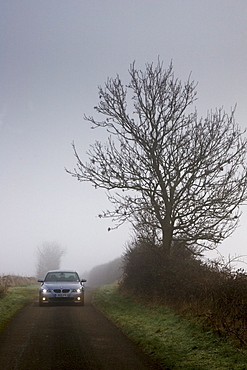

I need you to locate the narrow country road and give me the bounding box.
[0,288,163,370]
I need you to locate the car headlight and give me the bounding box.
[72,288,82,293]
[41,288,50,293]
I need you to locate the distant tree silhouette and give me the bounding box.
[36,242,66,278]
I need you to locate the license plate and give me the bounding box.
[56,294,68,297]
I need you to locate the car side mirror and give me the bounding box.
[37,279,44,283]
[81,279,87,283]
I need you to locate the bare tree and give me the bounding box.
[36,242,66,278]
[67,61,247,258]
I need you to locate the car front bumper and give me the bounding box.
[39,291,84,305]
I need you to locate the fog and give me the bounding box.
[0,1,247,276]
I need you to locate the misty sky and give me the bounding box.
[0,0,247,276]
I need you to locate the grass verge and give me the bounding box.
[0,285,38,333]
[93,285,247,370]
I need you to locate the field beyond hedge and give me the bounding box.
[0,275,37,298]
[93,285,247,370]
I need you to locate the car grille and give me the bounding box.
[53,289,70,293]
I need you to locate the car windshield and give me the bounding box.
[45,272,79,282]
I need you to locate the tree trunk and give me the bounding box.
[161,218,173,261]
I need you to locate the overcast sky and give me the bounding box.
[0,0,247,277]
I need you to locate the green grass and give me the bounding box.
[0,285,39,333]
[93,285,247,369]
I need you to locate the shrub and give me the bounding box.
[121,238,247,347]
[121,238,207,303]
[0,285,5,298]
[87,257,123,286]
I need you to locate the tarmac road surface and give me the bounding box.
[0,288,163,370]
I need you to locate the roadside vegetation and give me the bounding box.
[120,239,247,349]
[93,284,247,370]
[87,257,123,286]
[0,276,38,333]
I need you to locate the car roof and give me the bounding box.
[45,270,78,273]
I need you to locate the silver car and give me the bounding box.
[38,270,87,306]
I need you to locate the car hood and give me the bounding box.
[42,282,82,289]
